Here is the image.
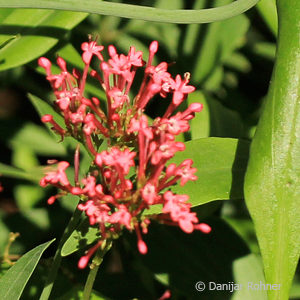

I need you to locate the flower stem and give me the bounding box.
[82,240,113,300]
[39,206,82,300]
[82,263,100,300]
[0,0,259,24]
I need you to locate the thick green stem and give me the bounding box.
[244,0,300,299]
[0,0,259,24]
[39,207,82,300]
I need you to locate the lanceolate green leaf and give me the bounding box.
[146,138,249,214]
[244,1,300,299]
[0,0,259,24]
[0,162,42,182]
[0,239,55,300]
[0,9,87,70]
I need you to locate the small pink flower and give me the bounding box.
[96,147,136,175]
[128,46,144,67]
[141,183,158,205]
[176,159,198,186]
[110,205,132,230]
[81,41,104,64]
[159,290,171,300]
[151,141,185,165]
[128,115,153,139]
[38,57,52,75]
[108,88,129,109]
[171,74,195,105]
[70,104,87,124]
[40,161,70,188]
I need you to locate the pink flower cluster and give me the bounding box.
[39,40,211,268]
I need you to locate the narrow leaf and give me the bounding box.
[256,0,277,36]
[0,162,42,182]
[0,239,55,300]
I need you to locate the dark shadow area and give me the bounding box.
[0,25,69,39]
[120,217,251,300]
[229,139,250,200]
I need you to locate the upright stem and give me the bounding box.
[244,1,300,299]
[82,263,100,300]
[82,240,113,300]
[39,207,82,300]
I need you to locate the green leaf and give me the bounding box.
[28,93,65,133]
[0,162,42,182]
[256,0,277,36]
[0,0,259,24]
[9,122,66,156]
[252,42,276,60]
[192,4,249,83]
[206,96,244,138]
[188,91,210,139]
[61,218,100,257]
[224,52,251,72]
[14,184,45,210]
[146,138,249,214]
[22,209,51,230]
[0,9,87,70]
[12,146,38,170]
[0,239,55,300]
[244,1,300,299]
[232,254,268,300]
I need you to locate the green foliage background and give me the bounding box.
[0,0,299,299]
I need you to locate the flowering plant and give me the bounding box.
[38,40,211,269]
[0,1,299,299]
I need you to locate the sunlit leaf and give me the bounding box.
[0,239,55,300]
[245,2,300,299]
[0,9,87,70]
[146,138,249,214]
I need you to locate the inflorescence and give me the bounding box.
[39,39,211,269]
